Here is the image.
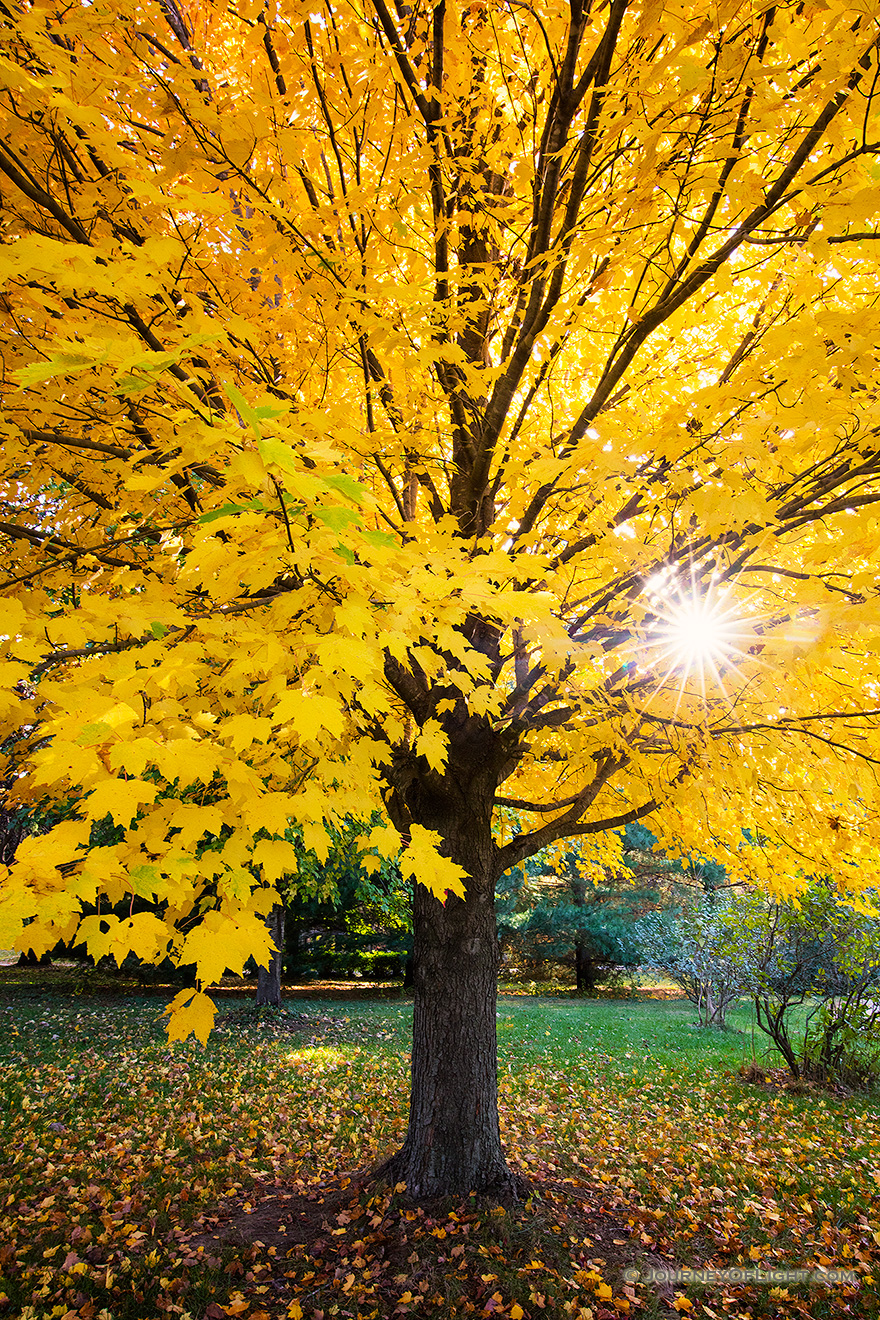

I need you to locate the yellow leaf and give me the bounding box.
[154,738,223,787]
[179,909,273,984]
[163,990,216,1046]
[108,738,158,777]
[400,825,467,902]
[87,778,158,826]
[315,633,378,682]
[167,802,225,850]
[362,822,402,859]
[301,818,331,863]
[252,838,300,881]
[414,718,448,773]
[0,597,28,638]
[273,688,345,741]
[222,713,274,752]
[13,818,92,871]
[106,913,172,965]
[0,885,36,947]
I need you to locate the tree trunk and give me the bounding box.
[574,940,595,993]
[379,771,516,1197]
[376,698,527,1199]
[256,904,285,1007]
[570,874,594,993]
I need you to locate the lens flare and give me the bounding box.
[662,598,735,669]
[641,570,754,711]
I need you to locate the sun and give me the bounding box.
[642,569,752,706]
[662,597,736,669]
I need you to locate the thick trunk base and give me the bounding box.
[575,941,598,994]
[387,839,512,1198]
[382,737,525,1199]
[376,1146,525,1202]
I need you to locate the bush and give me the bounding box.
[283,941,408,982]
[804,1001,880,1089]
[644,880,880,1085]
[636,894,747,1029]
[729,883,880,1084]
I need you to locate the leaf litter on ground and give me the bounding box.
[0,990,878,1320]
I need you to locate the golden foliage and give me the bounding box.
[1,0,880,1034]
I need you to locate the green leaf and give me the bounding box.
[313,505,362,532]
[325,473,366,504]
[15,349,112,387]
[253,401,289,422]
[361,528,397,549]
[113,374,155,396]
[223,380,263,435]
[257,437,300,474]
[197,500,266,524]
[129,863,160,896]
[113,353,181,395]
[222,379,290,438]
[76,722,112,746]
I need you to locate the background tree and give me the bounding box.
[2,0,880,1196]
[498,828,666,990]
[281,818,411,984]
[256,902,287,1008]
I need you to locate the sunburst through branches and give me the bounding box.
[642,568,754,711]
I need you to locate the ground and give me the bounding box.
[0,969,878,1319]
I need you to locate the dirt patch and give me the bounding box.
[188,1169,371,1253]
[737,1063,858,1097]
[183,1164,674,1319]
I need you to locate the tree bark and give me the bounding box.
[256,903,285,1007]
[381,847,510,1197]
[571,874,596,993]
[575,940,595,994]
[380,737,519,1198]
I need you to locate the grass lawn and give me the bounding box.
[0,982,877,1320]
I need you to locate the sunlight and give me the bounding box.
[285,1045,351,1067]
[663,597,734,669]
[643,570,751,708]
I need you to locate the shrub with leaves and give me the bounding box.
[734,883,880,1085]
[636,893,749,1029]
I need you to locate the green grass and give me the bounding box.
[0,987,878,1320]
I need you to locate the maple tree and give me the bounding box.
[2,0,880,1196]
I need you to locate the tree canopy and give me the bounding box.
[2,0,880,1191]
